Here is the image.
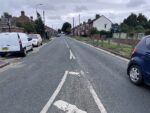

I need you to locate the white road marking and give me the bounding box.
[40,71,69,113]
[81,70,107,113]
[54,100,87,113]
[70,49,76,60]
[64,39,70,49]
[69,71,80,77]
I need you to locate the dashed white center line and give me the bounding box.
[70,49,76,60]
[40,71,69,113]
[64,38,70,49]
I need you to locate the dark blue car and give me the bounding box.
[127,36,150,85]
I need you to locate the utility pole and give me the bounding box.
[79,14,81,36]
[73,17,75,36]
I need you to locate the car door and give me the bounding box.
[19,33,31,51]
[144,37,150,76]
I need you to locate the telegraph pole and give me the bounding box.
[73,17,75,36]
[79,14,81,36]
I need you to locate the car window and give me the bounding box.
[146,37,150,49]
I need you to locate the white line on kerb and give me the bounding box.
[81,71,107,113]
[40,71,69,113]
[70,49,76,60]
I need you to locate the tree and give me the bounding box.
[119,23,129,33]
[58,29,61,33]
[61,22,71,34]
[137,13,148,28]
[22,22,35,33]
[123,13,138,27]
[90,27,99,35]
[3,12,12,18]
[135,25,145,33]
[34,12,45,37]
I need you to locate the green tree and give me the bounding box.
[58,29,61,33]
[90,27,99,35]
[3,12,12,18]
[137,13,148,28]
[119,23,129,33]
[61,22,71,34]
[22,22,35,33]
[123,13,138,27]
[35,12,45,37]
[135,25,145,33]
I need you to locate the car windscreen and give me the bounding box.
[29,34,38,39]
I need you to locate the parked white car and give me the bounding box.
[28,34,42,47]
[0,32,33,57]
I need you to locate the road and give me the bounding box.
[0,36,150,113]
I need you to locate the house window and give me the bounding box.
[104,24,107,29]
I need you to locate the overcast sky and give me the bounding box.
[1,0,150,29]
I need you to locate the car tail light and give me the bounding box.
[132,47,137,55]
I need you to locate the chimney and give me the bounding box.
[21,11,25,16]
[30,16,33,21]
[88,19,92,23]
[96,14,100,19]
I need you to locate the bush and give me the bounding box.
[90,27,99,35]
[145,29,150,35]
[100,30,112,38]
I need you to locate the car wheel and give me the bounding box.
[1,54,6,57]
[22,49,27,57]
[129,65,143,85]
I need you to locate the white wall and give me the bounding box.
[93,16,112,31]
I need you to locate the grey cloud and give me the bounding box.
[48,15,61,20]
[126,0,146,8]
[74,6,88,12]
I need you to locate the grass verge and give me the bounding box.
[73,36,132,59]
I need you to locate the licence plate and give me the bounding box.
[2,47,8,51]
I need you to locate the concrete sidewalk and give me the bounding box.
[0,60,9,68]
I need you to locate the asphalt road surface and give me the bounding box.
[0,36,150,113]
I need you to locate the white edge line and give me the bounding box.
[80,70,107,113]
[40,71,69,113]
[71,38,129,63]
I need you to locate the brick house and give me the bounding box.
[72,15,112,37]
[0,14,24,32]
[12,11,32,25]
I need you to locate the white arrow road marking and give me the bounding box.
[54,100,87,113]
[69,71,80,77]
[81,71,107,113]
[70,49,76,60]
[40,71,69,113]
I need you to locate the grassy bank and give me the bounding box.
[73,36,132,59]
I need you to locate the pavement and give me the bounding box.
[0,36,150,113]
[0,60,9,68]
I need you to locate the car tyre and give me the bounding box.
[129,65,143,85]
[1,54,6,57]
[21,49,27,57]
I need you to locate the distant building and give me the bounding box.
[72,15,113,36]
[12,11,32,26]
[45,26,56,38]
[92,15,112,31]
[0,13,24,32]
